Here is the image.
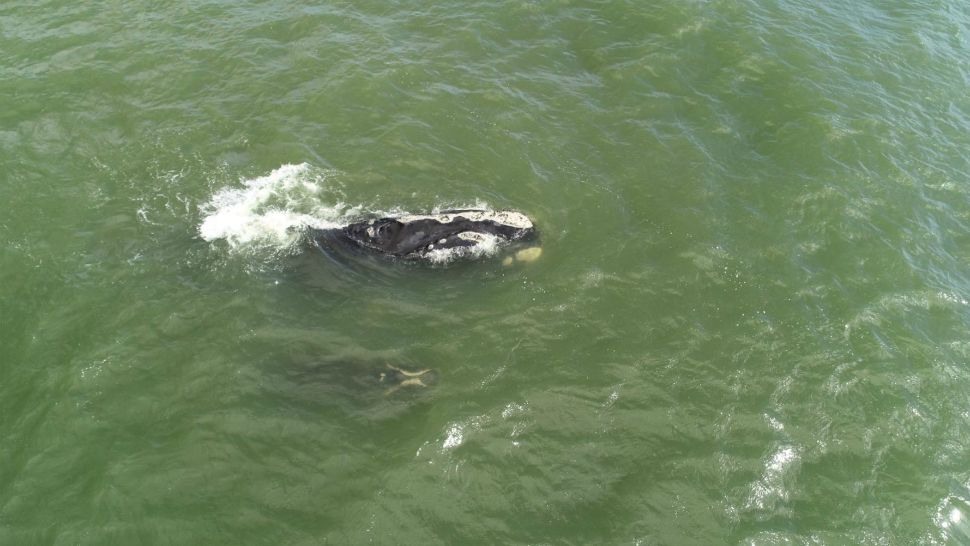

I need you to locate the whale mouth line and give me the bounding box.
[311,208,539,265]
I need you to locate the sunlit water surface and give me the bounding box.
[4,1,970,544]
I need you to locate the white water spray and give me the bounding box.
[198,163,355,254]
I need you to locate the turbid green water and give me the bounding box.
[4,1,970,544]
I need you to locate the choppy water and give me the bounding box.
[4,1,970,544]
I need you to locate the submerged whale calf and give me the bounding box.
[379,363,437,396]
[311,209,539,263]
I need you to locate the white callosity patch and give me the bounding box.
[456,231,489,244]
[397,210,533,230]
[422,231,503,264]
[198,163,352,253]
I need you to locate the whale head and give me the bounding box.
[314,209,538,264]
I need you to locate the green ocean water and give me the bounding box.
[4,0,970,544]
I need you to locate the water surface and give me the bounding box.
[4,1,970,544]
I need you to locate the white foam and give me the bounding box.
[198,163,353,254]
[442,423,464,449]
[746,445,800,511]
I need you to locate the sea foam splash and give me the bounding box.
[198,163,355,254]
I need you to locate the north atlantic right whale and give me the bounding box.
[310,208,539,264]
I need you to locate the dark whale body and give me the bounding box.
[311,209,537,262]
